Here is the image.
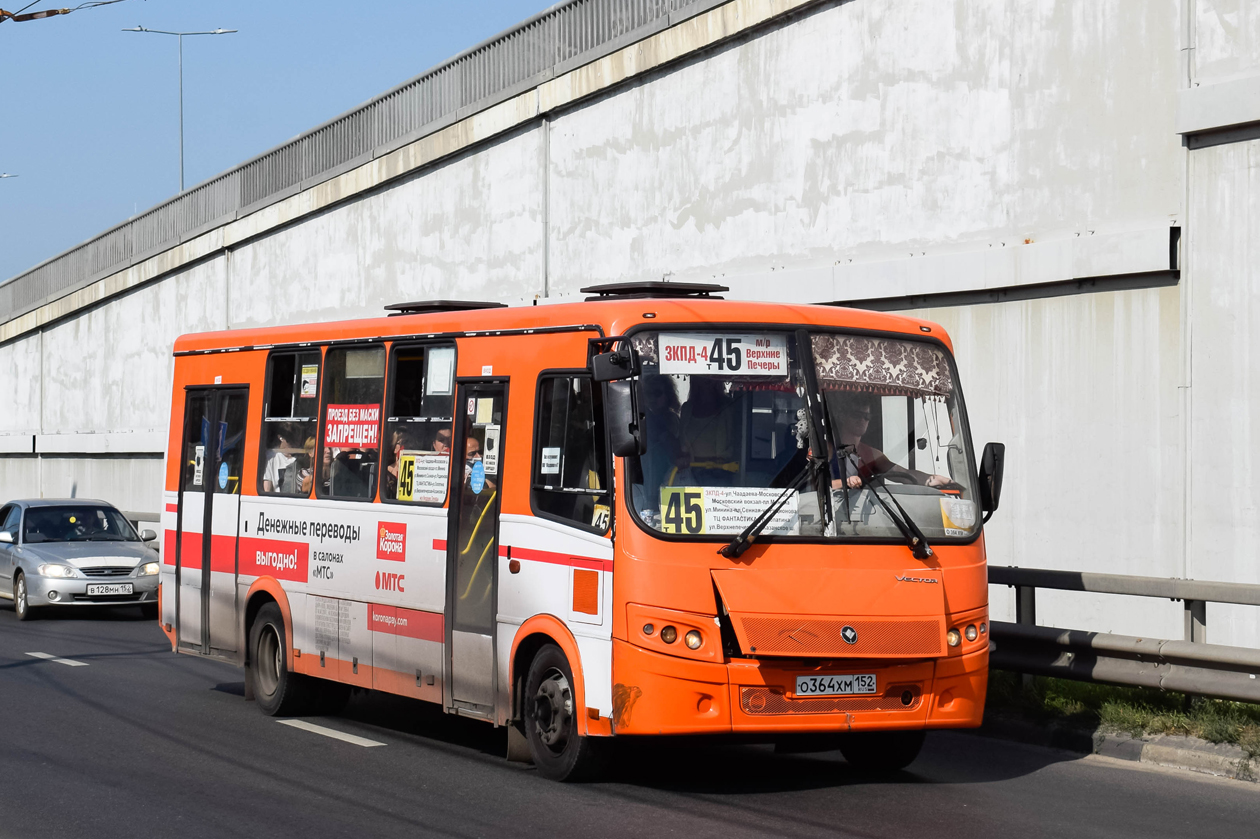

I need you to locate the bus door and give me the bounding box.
[445,382,506,715]
[176,387,248,655]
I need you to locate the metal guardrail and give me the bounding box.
[989,566,1260,703]
[0,0,718,324]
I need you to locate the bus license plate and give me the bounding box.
[87,583,133,596]
[795,673,876,697]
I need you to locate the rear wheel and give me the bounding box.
[248,602,313,716]
[837,730,926,772]
[13,573,35,621]
[523,643,606,781]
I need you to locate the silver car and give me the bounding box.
[0,499,160,620]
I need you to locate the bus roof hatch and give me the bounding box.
[384,300,509,316]
[580,281,728,301]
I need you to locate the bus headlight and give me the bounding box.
[946,628,961,647]
[684,630,703,650]
[138,562,160,577]
[39,564,78,578]
[660,626,678,644]
[965,624,978,642]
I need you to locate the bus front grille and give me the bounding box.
[734,616,944,658]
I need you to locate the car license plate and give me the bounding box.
[795,673,877,697]
[86,583,133,596]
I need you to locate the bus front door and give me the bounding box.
[446,382,506,716]
[176,387,247,656]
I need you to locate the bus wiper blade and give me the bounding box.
[719,459,818,559]
[845,453,933,560]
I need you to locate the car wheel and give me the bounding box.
[837,729,926,772]
[248,602,313,716]
[522,643,606,781]
[13,573,35,621]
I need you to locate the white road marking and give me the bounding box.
[25,652,89,667]
[277,719,386,747]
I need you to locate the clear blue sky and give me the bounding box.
[0,0,551,283]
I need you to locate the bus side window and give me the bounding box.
[258,350,322,496]
[381,343,456,505]
[531,374,609,533]
[317,346,386,501]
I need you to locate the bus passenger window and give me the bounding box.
[318,346,385,500]
[259,351,321,495]
[381,344,456,505]
[532,375,609,532]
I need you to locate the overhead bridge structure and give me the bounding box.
[1,0,1259,647]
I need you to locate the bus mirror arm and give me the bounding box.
[978,442,1006,522]
[605,380,647,457]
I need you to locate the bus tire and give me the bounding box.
[523,643,605,782]
[248,602,312,716]
[837,729,926,772]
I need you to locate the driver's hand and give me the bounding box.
[925,474,950,488]
[847,475,862,489]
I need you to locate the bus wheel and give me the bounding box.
[523,643,605,782]
[837,730,926,772]
[248,603,311,716]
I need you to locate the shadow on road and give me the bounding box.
[307,688,1080,791]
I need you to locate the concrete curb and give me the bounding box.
[974,715,1257,783]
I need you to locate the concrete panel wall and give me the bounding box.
[546,0,1182,293]
[1195,0,1260,83]
[1187,138,1260,648]
[0,333,41,435]
[227,128,545,330]
[913,285,1184,641]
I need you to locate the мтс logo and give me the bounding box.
[377,521,406,561]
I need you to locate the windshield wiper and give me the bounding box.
[719,457,821,559]
[842,447,933,560]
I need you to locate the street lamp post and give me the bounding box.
[123,25,237,192]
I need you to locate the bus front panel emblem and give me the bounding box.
[841,625,858,645]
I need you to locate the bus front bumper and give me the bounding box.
[610,638,988,735]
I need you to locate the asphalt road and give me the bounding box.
[0,605,1257,839]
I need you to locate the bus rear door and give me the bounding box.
[175,387,248,655]
[446,381,506,716]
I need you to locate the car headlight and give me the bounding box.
[39,564,78,578]
[138,562,160,577]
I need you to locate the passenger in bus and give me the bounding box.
[262,423,302,493]
[831,395,952,489]
[382,428,419,500]
[430,426,452,454]
[641,375,688,493]
[298,437,316,494]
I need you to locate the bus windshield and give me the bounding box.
[626,330,979,542]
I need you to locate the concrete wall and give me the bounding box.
[4,0,1260,645]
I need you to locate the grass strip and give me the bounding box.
[986,671,1260,765]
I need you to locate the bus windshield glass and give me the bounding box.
[626,330,979,542]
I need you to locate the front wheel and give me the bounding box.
[522,643,606,781]
[248,602,313,716]
[837,729,926,772]
[14,573,35,621]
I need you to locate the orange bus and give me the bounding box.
[159,282,1005,780]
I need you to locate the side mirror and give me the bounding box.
[0,531,12,544]
[978,442,1006,520]
[605,380,646,457]
[140,529,157,542]
[591,346,640,382]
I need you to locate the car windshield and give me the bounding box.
[626,329,979,542]
[22,506,140,543]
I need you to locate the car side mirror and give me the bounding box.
[605,380,646,457]
[978,442,1006,521]
[140,529,157,542]
[0,531,12,544]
